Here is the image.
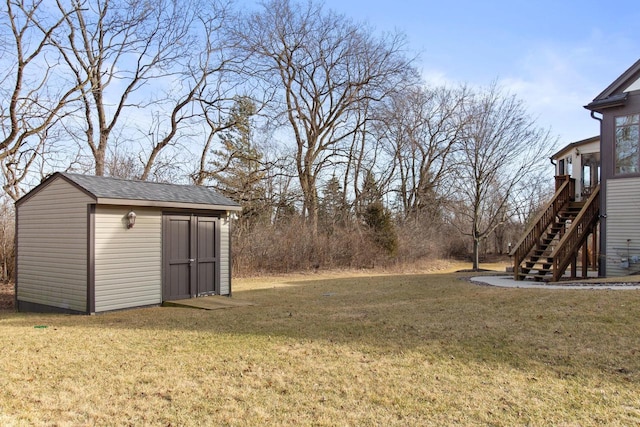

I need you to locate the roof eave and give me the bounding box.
[550,136,600,160]
[96,197,242,211]
[584,93,628,112]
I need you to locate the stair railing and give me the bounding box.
[510,177,574,280]
[551,185,600,282]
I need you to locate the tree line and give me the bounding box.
[0,0,556,278]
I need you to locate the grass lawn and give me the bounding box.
[1,265,640,425]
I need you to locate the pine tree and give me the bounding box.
[319,175,349,232]
[209,97,267,228]
[359,171,397,255]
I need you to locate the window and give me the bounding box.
[581,153,600,197]
[615,114,640,174]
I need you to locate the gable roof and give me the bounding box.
[551,136,600,160]
[17,172,241,211]
[585,59,640,111]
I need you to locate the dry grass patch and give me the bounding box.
[1,270,640,425]
[0,282,13,310]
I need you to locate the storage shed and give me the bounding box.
[15,172,241,314]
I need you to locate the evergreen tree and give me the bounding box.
[208,97,267,228]
[359,170,382,211]
[319,175,349,232]
[359,171,397,255]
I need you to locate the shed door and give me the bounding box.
[163,215,219,301]
[196,217,218,296]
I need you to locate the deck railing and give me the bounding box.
[551,185,600,282]
[510,176,574,280]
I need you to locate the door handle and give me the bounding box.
[189,259,195,263]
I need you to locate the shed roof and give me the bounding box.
[17,172,242,211]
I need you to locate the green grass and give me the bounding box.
[1,271,640,425]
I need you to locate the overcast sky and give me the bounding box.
[318,0,639,146]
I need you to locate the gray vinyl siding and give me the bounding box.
[17,178,93,311]
[94,206,162,312]
[605,178,640,276]
[219,216,230,295]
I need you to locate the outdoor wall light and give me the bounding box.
[127,211,137,229]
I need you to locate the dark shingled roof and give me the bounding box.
[59,172,240,208]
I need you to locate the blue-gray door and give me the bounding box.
[163,215,219,300]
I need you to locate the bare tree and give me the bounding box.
[0,0,82,199]
[191,94,239,186]
[235,0,412,234]
[374,84,469,220]
[0,195,14,282]
[49,0,235,178]
[449,83,556,270]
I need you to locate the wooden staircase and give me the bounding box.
[511,177,600,282]
[517,201,584,281]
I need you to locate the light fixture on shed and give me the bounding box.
[127,211,137,229]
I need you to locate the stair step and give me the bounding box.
[513,193,598,282]
[525,257,553,264]
[534,247,552,254]
[558,214,577,220]
[533,251,553,257]
[525,263,552,270]
[519,264,552,273]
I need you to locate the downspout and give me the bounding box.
[590,110,602,123]
[550,157,558,181]
[590,110,605,277]
[550,158,558,188]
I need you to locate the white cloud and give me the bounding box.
[499,35,637,143]
[420,68,456,88]
[417,26,637,145]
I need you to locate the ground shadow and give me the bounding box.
[3,272,639,383]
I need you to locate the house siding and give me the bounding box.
[94,206,162,312]
[16,178,93,312]
[604,178,640,276]
[597,87,640,277]
[220,216,230,295]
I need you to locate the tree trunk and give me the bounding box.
[298,160,319,236]
[94,148,105,176]
[304,187,319,238]
[472,238,480,271]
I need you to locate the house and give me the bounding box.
[511,137,601,281]
[585,58,640,277]
[511,58,640,281]
[15,172,241,314]
[551,136,600,201]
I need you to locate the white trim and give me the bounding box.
[625,77,640,93]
